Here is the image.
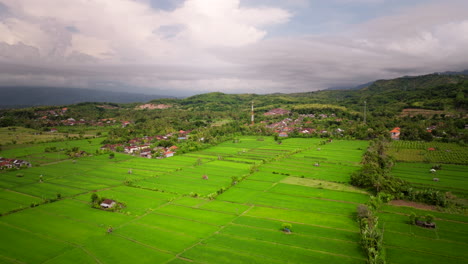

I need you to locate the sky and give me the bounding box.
[0,0,467,96]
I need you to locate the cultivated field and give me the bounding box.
[389,141,468,164]
[0,126,102,146]
[0,137,373,263]
[384,140,468,263]
[378,204,468,264]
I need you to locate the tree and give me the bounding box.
[91,193,99,204]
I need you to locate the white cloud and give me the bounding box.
[0,0,467,95]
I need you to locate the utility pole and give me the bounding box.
[251,101,254,125]
[363,100,367,124]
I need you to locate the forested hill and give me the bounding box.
[150,73,467,116]
[0,87,171,108]
[283,73,468,116]
[356,73,468,113]
[1,72,467,117]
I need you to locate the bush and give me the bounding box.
[357,204,371,220]
[425,214,435,224]
[281,223,292,232]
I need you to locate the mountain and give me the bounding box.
[0,87,172,108]
[438,69,468,76]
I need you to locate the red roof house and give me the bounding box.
[390,127,400,140]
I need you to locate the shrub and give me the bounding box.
[357,204,371,220]
[281,223,292,232]
[425,214,435,224]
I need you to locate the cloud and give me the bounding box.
[0,0,467,95]
[214,1,468,91]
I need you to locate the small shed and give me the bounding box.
[100,199,116,209]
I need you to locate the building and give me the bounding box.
[164,151,175,158]
[100,199,116,209]
[390,127,401,140]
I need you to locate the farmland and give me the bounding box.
[0,137,375,263]
[388,140,468,198]
[389,141,468,164]
[377,204,468,264]
[382,140,468,264]
[0,126,105,146]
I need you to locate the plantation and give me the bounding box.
[389,141,468,164]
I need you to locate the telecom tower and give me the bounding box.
[251,101,254,125]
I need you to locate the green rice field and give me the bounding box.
[1,136,466,263]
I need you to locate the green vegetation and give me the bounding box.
[0,72,467,263]
[0,137,375,263]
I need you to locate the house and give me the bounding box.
[50,128,58,133]
[279,132,288,137]
[390,127,400,140]
[178,130,190,140]
[164,151,174,158]
[0,161,13,169]
[100,199,116,209]
[0,158,31,169]
[140,151,152,159]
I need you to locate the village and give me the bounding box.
[0,157,31,170]
[261,108,344,137]
[101,130,190,159]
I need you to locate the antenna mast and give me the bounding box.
[251,101,254,125]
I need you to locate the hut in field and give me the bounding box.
[100,199,116,209]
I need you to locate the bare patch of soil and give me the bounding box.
[389,200,437,211]
[137,104,172,110]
